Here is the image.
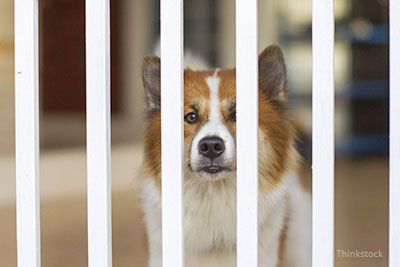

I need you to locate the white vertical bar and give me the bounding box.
[389,0,400,266]
[15,0,41,266]
[160,0,185,266]
[312,0,335,266]
[85,0,112,266]
[236,0,258,266]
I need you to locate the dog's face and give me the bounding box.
[142,45,295,185]
[183,69,237,180]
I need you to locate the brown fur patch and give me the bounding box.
[258,93,297,191]
[218,69,237,139]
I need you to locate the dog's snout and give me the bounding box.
[198,136,225,159]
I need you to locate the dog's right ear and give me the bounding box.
[142,55,161,109]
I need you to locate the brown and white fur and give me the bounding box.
[139,45,311,267]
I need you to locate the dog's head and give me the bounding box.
[142,45,296,185]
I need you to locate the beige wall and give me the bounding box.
[0,0,14,156]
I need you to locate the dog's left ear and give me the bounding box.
[142,55,161,109]
[258,45,287,102]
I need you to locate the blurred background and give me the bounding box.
[0,0,389,266]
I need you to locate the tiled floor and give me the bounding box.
[0,157,389,267]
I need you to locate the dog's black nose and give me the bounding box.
[198,137,225,159]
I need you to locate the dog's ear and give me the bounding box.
[258,45,287,102]
[142,55,161,109]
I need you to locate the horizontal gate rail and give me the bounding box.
[236,0,259,266]
[389,0,400,266]
[15,0,41,266]
[312,0,335,266]
[85,0,113,266]
[160,0,185,266]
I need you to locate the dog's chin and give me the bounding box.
[196,166,233,181]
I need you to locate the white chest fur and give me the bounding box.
[140,173,307,267]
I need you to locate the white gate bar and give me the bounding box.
[236,0,259,266]
[312,0,335,266]
[15,0,41,266]
[160,0,185,266]
[389,0,400,265]
[85,0,112,266]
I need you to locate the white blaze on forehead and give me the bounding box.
[190,69,236,171]
[206,70,221,123]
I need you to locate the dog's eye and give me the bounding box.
[229,111,236,122]
[184,112,199,124]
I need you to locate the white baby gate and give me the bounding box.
[14,0,399,266]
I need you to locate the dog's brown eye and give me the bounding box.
[229,111,236,122]
[184,112,199,124]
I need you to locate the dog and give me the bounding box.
[139,45,311,267]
